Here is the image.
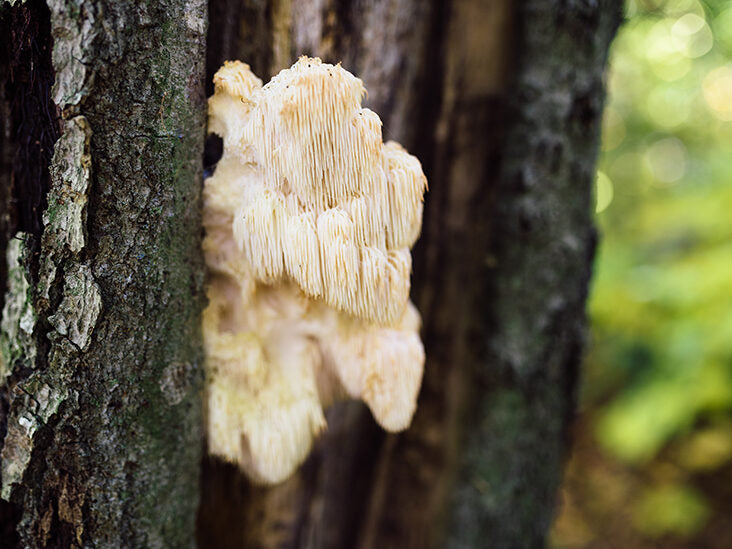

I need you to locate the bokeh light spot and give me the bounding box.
[671,13,714,58]
[703,66,732,121]
[596,171,614,213]
[672,13,705,36]
[644,137,687,183]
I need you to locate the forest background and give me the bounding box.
[552,0,732,547]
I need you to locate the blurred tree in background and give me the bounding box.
[552,0,732,547]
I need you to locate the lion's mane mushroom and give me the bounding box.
[203,57,428,484]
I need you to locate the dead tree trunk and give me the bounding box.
[0,1,207,547]
[198,1,621,548]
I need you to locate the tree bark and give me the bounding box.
[0,1,207,547]
[0,0,620,547]
[198,1,621,548]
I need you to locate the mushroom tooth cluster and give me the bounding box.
[223,56,428,326]
[208,61,263,145]
[241,59,374,211]
[203,57,428,484]
[316,301,425,432]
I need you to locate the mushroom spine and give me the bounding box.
[203,57,428,484]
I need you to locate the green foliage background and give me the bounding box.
[553,0,732,546]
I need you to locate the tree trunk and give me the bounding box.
[0,1,207,547]
[198,1,621,548]
[0,0,620,547]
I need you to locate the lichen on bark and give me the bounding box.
[48,0,98,111]
[0,84,99,511]
[0,238,36,380]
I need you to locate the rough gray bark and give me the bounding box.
[0,1,207,547]
[198,1,621,548]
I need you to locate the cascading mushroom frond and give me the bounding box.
[203,57,427,484]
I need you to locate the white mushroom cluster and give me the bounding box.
[203,57,428,484]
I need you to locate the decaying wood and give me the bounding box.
[198,1,621,548]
